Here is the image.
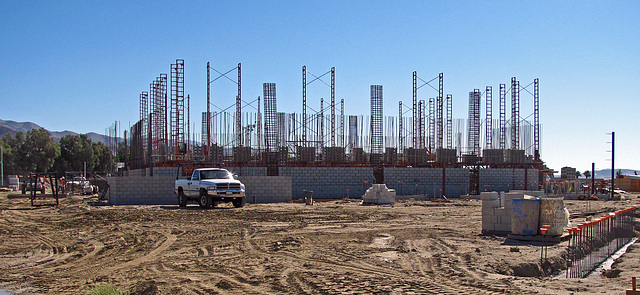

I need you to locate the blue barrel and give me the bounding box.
[511,198,540,235]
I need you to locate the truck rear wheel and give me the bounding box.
[232,196,246,208]
[199,193,211,208]
[178,190,187,207]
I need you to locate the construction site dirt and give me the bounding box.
[0,193,638,294]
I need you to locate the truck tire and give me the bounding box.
[232,196,246,208]
[199,192,211,209]
[178,190,187,207]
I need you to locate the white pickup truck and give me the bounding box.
[174,168,246,208]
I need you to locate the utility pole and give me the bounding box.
[611,132,615,200]
[591,162,595,195]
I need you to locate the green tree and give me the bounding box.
[20,128,59,172]
[576,170,582,179]
[92,141,113,173]
[583,170,591,179]
[0,132,25,175]
[56,134,94,173]
[616,169,623,178]
[115,142,129,164]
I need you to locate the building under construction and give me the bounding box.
[125,59,547,199]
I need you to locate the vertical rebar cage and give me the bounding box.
[370,85,383,155]
[170,59,185,155]
[263,83,277,153]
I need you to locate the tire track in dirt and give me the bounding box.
[101,229,176,274]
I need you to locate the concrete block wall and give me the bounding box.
[385,168,469,198]
[108,176,176,205]
[237,176,291,203]
[385,168,443,197]
[279,167,374,199]
[479,168,539,193]
[445,168,470,198]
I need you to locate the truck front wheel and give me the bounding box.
[199,193,211,209]
[232,196,246,208]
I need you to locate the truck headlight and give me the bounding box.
[207,186,216,191]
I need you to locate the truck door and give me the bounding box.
[189,170,200,197]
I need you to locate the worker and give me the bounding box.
[58,177,66,194]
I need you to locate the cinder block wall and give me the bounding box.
[385,168,442,197]
[108,176,176,205]
[279,167,374,199]
[239,176,292,203]
[479,168,539,193]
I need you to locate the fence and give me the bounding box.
[566,206,637,278]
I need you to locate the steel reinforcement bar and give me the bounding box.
[566,206,637,278]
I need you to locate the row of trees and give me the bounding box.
[1,128,119,176]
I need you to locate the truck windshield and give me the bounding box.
[200,170,232,180]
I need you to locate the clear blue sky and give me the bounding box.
[1,1,638,173]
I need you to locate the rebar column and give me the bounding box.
[170,59,185,154]
[206,62,211,157]
[437,73,443,149]
[511,77,520,150]
[499,84,506,150]
[370,85,383,158]
[467,90,481,155]
[302,66,307,147]
[428,98,434,151]
[264,83,277,152]
[534,78,540,160]
[140,92,148,152]
[413,71,418,148]
[485,86,492,149]
[398,101,403,152]
[236,63,242,146]
[340,99,344,148]
[320,98,324,151]
[446,94,452,149]
[331,67,335,147]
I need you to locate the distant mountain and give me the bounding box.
[0,119,122,145]
[0,119,42,136]
[594,169,639,179]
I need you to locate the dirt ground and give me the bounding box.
[0,192,638,295]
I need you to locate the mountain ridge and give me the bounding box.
[0,119,119,144]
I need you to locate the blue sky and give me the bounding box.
[1,1,638,173]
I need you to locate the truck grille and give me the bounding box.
[217,183,241,190]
